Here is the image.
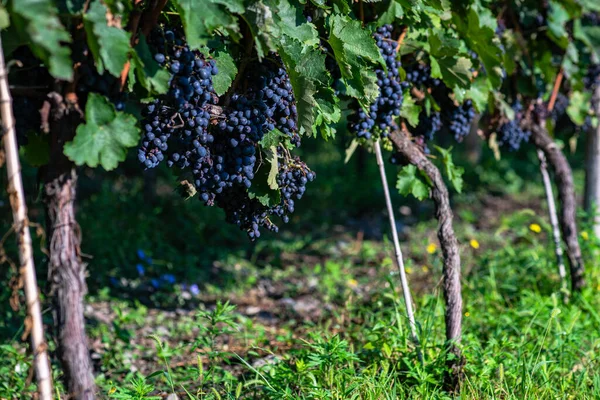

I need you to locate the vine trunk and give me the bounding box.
[584,85,600,238]
[388,129,464,390]
[44,93,96,400]
[528,122,585,292]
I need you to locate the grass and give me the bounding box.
[0,140,598,398]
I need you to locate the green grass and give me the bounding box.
[3,206,600,399]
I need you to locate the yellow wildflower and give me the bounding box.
[529,223,542,233]
[422,265,429,273]
[596,283,600,291]
[581,231,589,241]
[405,267,413,274]
[470,239,480,249]
[426,243,437,254]
[465,312,470,317]
[347,279,358,288]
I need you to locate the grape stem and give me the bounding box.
[373,140,422,360]
[537,149,569,303]
[0,33,54,400]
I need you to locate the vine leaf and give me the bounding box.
[64,93,140,170]
[172,0,240,50]
[278,37,339,138]
[210,46,238,96]
[83,0,131,77]
[344,139,359,163]
[566,91,592,126]
[452,6,503,88]
[249,150,281,207]
[396,165,430,200]
[246,0,319,59]
[574,19,600,60]
[130,35,171,95]
[328,14,383,107]
[11,0,72,80]
[400,92,421,127]
[546,2,570,49]
[267,146,279,190]
[428,34,472,90]
[379,0,404,25]
[259,128,288,148]
[434,146,464,193]
[0,5,9,29]
[466,76,492,113]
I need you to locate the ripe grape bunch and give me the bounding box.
[497,101,531,152]
[446,100,475,142]
[349,24,406,139]
[137,27,313,239]
[217,157,315,239]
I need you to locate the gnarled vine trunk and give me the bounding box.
[584,85,600,238]
[389,129,463,389]
[527,122,585,292]
[44,93,96,399]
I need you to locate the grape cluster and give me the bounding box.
[550,93,569,122]
[446,100,475,142]
[255,66,300,146]
[273,159,315,223]
[497,102,531,151]
[405,64,441,88]
[349,25,406,139]
[137,27,312,239]
[585,63,600,91]
[405,62,475,147]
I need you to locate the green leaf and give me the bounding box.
[0,5,10,30]
[378,0,404,25]
[11,0,72,80]
[574,20,600,61]
[278,37,339,137]
[452,6,504,88]
[172,0,240,50]
[434,146,464,193]
[396,165,430,200]
[267,146,279,190]
[466,76,492,113]
[428,33,472,90]
[21,133,49,167]
[64,93,140,170]
[344,139,359,163]
[546,1,570,49]
[328,14,383,107]
[130,36,170,95]
[400,91,422,127]
[246,0,319,59]
[210,46,237,96]
[259,128,288,148]
[566,90,592,126]
[273,0,319,46]
[213,0,245,14]
[83,0,131,77]
[248,153,281,207]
